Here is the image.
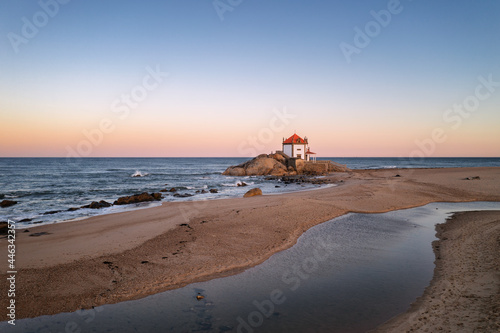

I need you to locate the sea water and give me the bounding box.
[0,157,499,227]
[3,201,499,333]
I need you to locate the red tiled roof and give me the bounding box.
[306,150,316,154]
[283,134,306,144]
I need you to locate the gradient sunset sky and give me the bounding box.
[1,0,499,157]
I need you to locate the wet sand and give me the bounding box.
[1,167,499,320]
[375,210,500,332]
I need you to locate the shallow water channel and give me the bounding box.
[4,201,500,333]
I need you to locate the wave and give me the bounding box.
[131,170,149,178]
[221,181,255,187]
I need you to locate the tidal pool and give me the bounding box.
[3,201,499,333]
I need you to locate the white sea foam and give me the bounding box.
[131,170,149,177]
[221,181,255,187]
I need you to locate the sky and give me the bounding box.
[1,0,499,157]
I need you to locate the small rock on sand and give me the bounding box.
[243,188,262,198]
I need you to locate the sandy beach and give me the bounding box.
[1,167,499,322]
[375,210,500,332]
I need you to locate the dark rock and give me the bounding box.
[19,218,32,222]
[237,182,248,187]
[209,189,218,193]
[0,200,17,208]
[394,174,401,177]
[113,192,157,205]
[82,200,112,209]
[0,194,4,199]
[243,188,262,198]
[152,192,162,200]
[141,261,149,264]
[464,176,481,180]
[0,222,8,235]
[99,200,112,207]
[29,232,51,237]
[275,185,280,188]
[67,207,80,211]
[169,188,177,192]
[173,193,193,198]
[160,189,168,192]
[43,210,61,215]
[24,229,30,233]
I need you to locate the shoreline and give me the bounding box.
[374,210,500,332]
[6,174,333,230]
[1,166,500,321]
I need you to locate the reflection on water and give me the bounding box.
[4,202,499,333]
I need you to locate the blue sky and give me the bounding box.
[1,0,499,157]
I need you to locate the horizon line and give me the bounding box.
[1,156,499,159]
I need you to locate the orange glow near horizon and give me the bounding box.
[2,117,499,157]
[2,100,499,158]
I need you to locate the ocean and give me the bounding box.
[1,157,499,228]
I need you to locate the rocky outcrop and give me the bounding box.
[151,193,163,200]
[222,152,291,177]
[113,192,162,205]
[0,200,17,208]
[222,152,350,176]
[243,188,262,198]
